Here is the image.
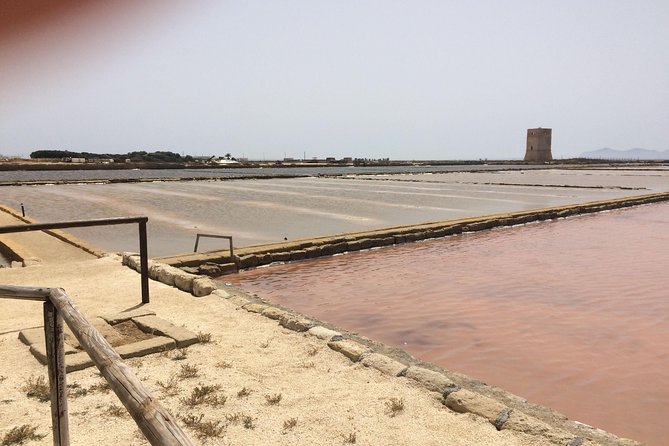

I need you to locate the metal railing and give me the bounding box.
[0,285,194,446]
[0,217,150,304]
[193,233,234,258]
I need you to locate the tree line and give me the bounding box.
[30,150,193,162]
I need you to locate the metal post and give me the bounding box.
[20,203,25,217]
[44,300,70,446]
[138,220,149,304]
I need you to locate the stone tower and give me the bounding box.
[524,128,552,162]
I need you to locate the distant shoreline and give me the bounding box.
[1,158,666,172]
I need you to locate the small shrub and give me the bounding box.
[265,393,282,405]
[225,412,256,429]
[181,385,225,407]
[385,397,405,417]
[307,346,320,356]
[105,404,126,418]
[172,348,189,361]
[1,424,43,445]
[68,383,88,398]
[343,431,357,444]
[282,417,298,432]
[237,387,252,398]
[156,376,181,396]
[177,364,199,379]
[22,376,49,402]
[196,332,212,344]
[89,380,110,394]
[242,415,256,430]
[181,414,224,440]
[215,361,232,369]
[259,340,270,349]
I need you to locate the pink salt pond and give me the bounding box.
[232,202,669,446]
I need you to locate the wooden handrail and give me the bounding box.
[0,217,150,304]
[193,233,234,258]
[0,285,195,446]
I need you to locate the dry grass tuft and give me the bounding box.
[181,385,226,407]
[181,414,225,440]
[105,404,126,418]
[89,380,111,394]
[177,364,199,379]
[1,424,44,445]
[265,393,282,405]
[307,346,320,356]
[156,376,181,397]
[237,387,252,398]
[67,382,87,398]
[172,348,189,361]
[385,397,405,417]
[282,417,298,432]
[343,431,357,444]
[21,376,50,402]
[196,332,212,344]
[215,361,232,369]
[225,412,256,430]
[259,340,271,348]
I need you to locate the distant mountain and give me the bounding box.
[581,148,669,160]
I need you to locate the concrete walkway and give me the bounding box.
[0,208,96,264]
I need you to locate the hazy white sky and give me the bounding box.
[1,1,667,160]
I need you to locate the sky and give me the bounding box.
[1,1,668,160]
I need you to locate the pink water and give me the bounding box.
[232,203,669,445]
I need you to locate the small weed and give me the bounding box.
[181,385,225,407]
[307,346,320,356]
[181,414,224,440]
[156,376,181,396]
[177,364,199,379]
[243,415,256,430]
[196,332,212,344]
[343,431,357,444]
[282,417,298,432]
[0,375,6,383]
[89,380,110,394]
[259,340,270,349]
[68,384,88,398]
[385,397,405,417]
[265,393,282,405]
[215,361,232,369]
[1,424,44,445]
[21,375,49,402]
[225,412,256,429]
[172,348,189,361]
[237,387,252,398]
[159,348,171,358]
[105,404,126,418]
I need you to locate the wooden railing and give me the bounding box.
[0,217,150,303]
[193,233,233,258]
[0,285,194,446]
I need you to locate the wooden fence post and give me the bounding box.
[44,300,70,446]
[139,220,150,304]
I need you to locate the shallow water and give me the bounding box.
[2,169,666,256]
[232,203,669,445]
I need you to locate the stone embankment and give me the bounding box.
[157,192,669,277]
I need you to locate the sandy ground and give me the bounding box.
[0,254,562,446]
